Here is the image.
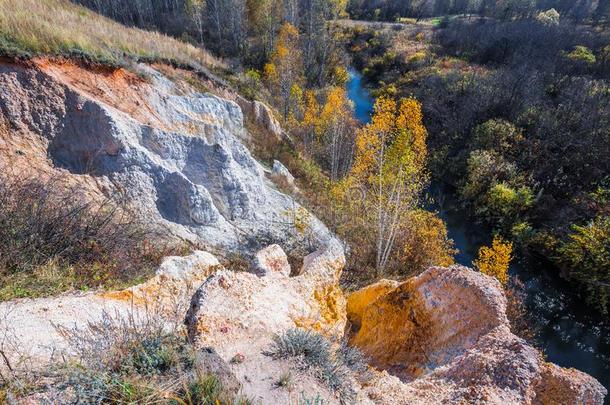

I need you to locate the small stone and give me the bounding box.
[231,353,245,364]
[252,244,290,277]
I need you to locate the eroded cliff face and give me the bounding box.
[0,60,606,404]
[0,59,332,254]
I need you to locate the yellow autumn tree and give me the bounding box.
[318,86,357,180]
[302,90,321,131]
[474,235,513,286]
[299,89,321,152]
[264,23,304,121]
[350,96,428,275]
[401,210,456,273]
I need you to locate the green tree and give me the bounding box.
[559,216,610,313]
[482,182,534,229]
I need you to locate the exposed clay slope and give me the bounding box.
[349,266,607,404]
[0,59,332,253]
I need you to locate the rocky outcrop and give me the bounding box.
[235,96,284,140]
[0,251,220,366]
[252,243,291,277]
[1,248,606,404]
[348,266,608,404]
[0,59,332,254]
[185,240,346,346]
[184,241,350,403]
[271,159,296,188]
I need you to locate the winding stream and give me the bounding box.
[346,68,610,401]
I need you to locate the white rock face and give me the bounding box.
[235,96,284,140]
[0,62,333,254]
[272,159,295,186]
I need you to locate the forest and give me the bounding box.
[346,8,610,314]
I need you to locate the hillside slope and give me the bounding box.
[0,0,220,68]
[0,3,607,405]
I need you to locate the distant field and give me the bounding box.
[0,0,222,68]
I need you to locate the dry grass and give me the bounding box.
[0,173,183,301]
[0,0,223,68]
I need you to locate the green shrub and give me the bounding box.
[558,216,610,313]
[461,149,518,201]
[265,329,366,402]
[566,46,596,64]
[482,183,534,228]
[471,119,522,156]
[511,221,535,245]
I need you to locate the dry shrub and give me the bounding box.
[0,304,39,400]
[506,278,539,345]
[0,174,178,299]
[50,309,251,404]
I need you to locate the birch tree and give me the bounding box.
[264,23,304,121]
[318,87,356,181]
[351,97,428,276]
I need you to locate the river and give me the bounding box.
[346,68,610,401]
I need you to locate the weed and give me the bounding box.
[265,329,331,369]
[274,371,292,390]
[336,342,369,375]
[178,374,224,405]
[298,392,326,405]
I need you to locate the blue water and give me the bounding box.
[346,69,610,402]
[347,69,374,123]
